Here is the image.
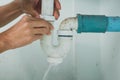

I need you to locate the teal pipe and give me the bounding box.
[107,17,120,32]
[77,14,120,33]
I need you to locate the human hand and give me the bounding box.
[0,15,53,49]
[15,0,61,19]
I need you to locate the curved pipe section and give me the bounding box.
[40,18,77,64]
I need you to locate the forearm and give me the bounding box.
[0,1,23,27]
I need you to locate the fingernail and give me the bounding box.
[56,1,61,10]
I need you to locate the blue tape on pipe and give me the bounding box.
[107,17,120,32]
[77,14,108,33]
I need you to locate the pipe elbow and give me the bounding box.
[59,17,78,30]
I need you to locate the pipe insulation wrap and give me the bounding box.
[107,17,120,32]
[77,14,108,33]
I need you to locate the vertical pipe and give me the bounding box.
[41,0,58,46]
[41,0,54,16]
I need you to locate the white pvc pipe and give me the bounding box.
[41,0,54,16]
[40,0,78,64]
[41,17,78,64]
[59,17,78,30]
[41,0,55,21]
[41,0,59,47]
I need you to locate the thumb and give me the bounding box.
[29,9,40,18]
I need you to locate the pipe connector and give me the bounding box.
[59,17,78,31]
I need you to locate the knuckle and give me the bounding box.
[29,21,34,25]
[22,15,28,20]
[41,19,48,24]
[24,21,31,27]
[22,15,30,21]
[25,26,32,34]
[42,28,48,33]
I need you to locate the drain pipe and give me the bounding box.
[40,0,75,65]
[57,14,120,37]
[41,17,77,64]
[41,14,120,64]
[77,14,120,33]
[40,0,120,65]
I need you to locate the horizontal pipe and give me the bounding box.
[107,17,120,32]
[77,14,120,33]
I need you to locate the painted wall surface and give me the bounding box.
[75,0,101,15]
[100,0,120,80]
[75,0,120,80]
[75,0,102,80]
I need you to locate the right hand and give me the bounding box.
[14,0,61,19]
[0,15,53,49]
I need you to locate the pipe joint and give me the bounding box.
[77,14,108,33]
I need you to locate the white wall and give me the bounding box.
[100,0,120,80]
[75,0,103,80]
[75,0,120,80]
[75,0,101,15]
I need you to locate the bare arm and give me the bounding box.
[0,1,23,27]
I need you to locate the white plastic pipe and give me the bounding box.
[41,17,78,64]
[41,0,54,16]
[40,0,78,64]
[41,0,59,46]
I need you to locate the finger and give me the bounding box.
[32,18,54,30]
[27,16,54,31]
[53,9,60,19]
[30,19,54,31]
[34,0,39,4]
[29,9,40,18]
[32,27,49,35]
[34,0,41,14]
[50,25,54,30]
[32,34,43,41]
[21,15,39,22]
[54,0,61,10]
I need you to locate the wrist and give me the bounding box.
[0,34,10,53]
